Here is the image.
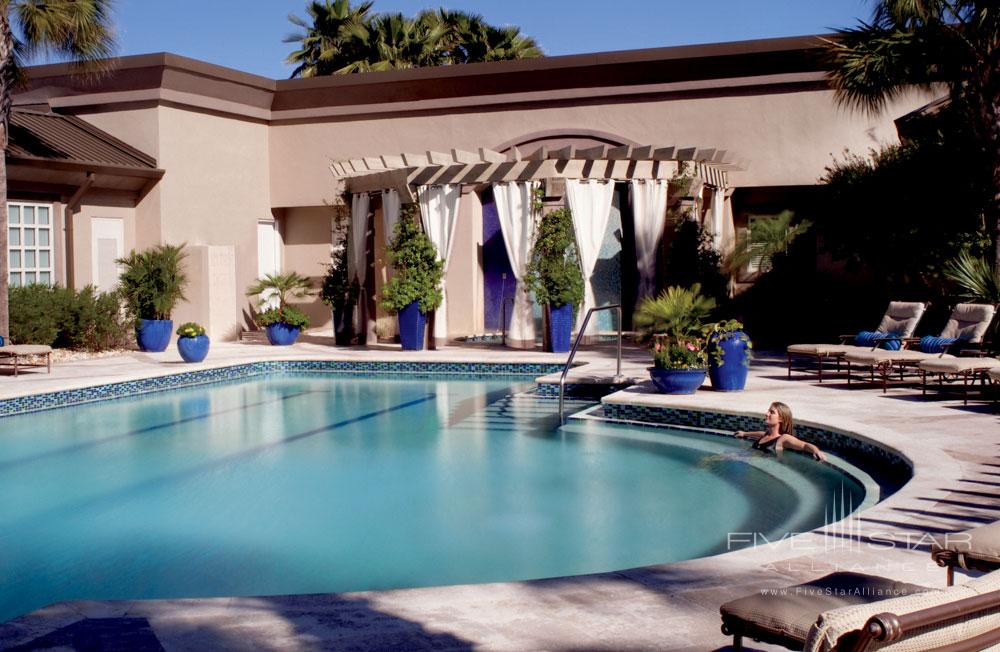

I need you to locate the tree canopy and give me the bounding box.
[284,0,542,77]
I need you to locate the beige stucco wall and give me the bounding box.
[71,199,136,289]
[282,205,334,328]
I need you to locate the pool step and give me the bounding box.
[447,392,596,431]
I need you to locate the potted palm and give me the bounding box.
[320,244,357,345]
[176,322,209,363]
[525,207,585,353]
[117,243,188,352]
[706,319,752,391]
[380,210,443,351]
[246,271,314,345]
[634,284,716,394]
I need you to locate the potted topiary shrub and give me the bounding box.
[380,209,443,351]
[525,206,585,353]
[319,243,357,346]
[117,243,188,352]
[634,284,716,394]
[175,321,209,363]
[246,271,314,345]
[706,319,752,391]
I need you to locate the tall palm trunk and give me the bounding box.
[0,13,12,341]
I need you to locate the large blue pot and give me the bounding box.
[137,319,173,352]
[266,322,301,346]
[648,367,707,394]
[549,304,574,353]
[708,330,751,391]
[177,335,210,363]
[398,301,426,351]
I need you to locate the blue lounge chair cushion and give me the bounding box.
[920,335,958,353]
[855,331,902,350]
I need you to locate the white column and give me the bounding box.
[492,181,539,348]
[350,193,371,336]
[565,179,615,336]
[418,184,462,343]
[381,189,401,244]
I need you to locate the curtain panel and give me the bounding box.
[492,181,539,346]
[629,179,668,302]
[564,179,615,336]
[418,184,462,342]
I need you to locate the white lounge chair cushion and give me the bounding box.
[0,344,52,356]
[720,572,927,645]
[990,368,1000,382]
[787,344,871,356]
[930,520,1000,566]
[941,303,996,344]
[844,349,952,365]
[877,301,928,337]
[918,357,1000,374]
[804,574,1000,652]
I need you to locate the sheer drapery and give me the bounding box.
[418,184,462,341]
[349,193,371,333]
[492,181,539,346]
[381,189,401,244]
[629,179,668,302]
[565,179,615,335]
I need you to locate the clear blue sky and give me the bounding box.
[56,0,874,79]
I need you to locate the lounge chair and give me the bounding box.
[720,568,1000,651]
[0,343,53,375]
[786,302,928,382]
[931,520,1000,586]
[842,303,997,393]
[918,356,1000,405]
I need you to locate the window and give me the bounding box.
[9,202,54,287]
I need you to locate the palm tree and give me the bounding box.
[823,1,1000,268]
[284,0,374,77]
[246,271,314,310]
[0,0,115,340]
[416,9,542,64]
[724,211,811,275]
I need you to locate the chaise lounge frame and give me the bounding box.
[0,344,52,376]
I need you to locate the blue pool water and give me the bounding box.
[0,373,865,621]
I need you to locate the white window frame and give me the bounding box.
[8,201,54,287]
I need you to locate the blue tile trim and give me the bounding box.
[601,402,912,495]
[0,361,564,418]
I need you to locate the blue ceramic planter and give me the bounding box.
[137,319,173,352]
[398,301,426,351]
[265,322,301,346]
[707,330,751,391]
[549,304,574,353]
[177,335,210,363]
[648,367,707,394]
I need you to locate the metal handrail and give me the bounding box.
[558,304,623,424]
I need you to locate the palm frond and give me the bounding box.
[943,251,1000,302]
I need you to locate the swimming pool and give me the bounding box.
[0,371,867,622]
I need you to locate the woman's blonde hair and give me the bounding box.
[770,401,794,435]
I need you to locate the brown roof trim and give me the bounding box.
[7,155,165,179]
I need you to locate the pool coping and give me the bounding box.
[0,346,991,650]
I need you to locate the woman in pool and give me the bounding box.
[734,402,826,461]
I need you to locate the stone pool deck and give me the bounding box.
[0,341,997,651]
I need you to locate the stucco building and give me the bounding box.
[9,35,933,345]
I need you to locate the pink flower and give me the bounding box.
[686,342,696,351]
[655,343,662,352]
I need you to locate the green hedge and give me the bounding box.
[10,284,132,351]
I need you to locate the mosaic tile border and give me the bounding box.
[0,361,564,418]
[534,382,633,399]
[601,402,913,495]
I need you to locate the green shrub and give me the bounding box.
[381,209,444,313]
[10,284,130,350]
[524,207,584,309]
[117,243,188,321]
[256,306,310,329]
[176,322,206,338]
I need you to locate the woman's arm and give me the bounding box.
[776,435,826,461]
[734,430,765,440]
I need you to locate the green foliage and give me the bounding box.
[633,284,716,344]
[524,207,585,309]
[705,319,752,368]
[9,284,130,351]
[320,244,356,310]
[256,306,311,329]
[943,251,1000,303]
[117,244,189,321]
[663,218,728,305]
[725,211,811,275]
[285,1,541,77]
[651,339,706,370]
[381,209,444,313]
[246,271,314,309]
[176,322,206,338]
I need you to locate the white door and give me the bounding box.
[91,218,124,293]
[257,220,281,308]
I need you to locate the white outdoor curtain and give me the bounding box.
[492,181,539,345]
[381,189,401,244]
[707,187,724,251]
[629,179,669,302]
[349,193,370,332]
[565,179,615,336]
[720,188,736,253]
[418,184,462,341]
[687,175,705,221]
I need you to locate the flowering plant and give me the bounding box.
[652,335,707,370]
[175,322,205,338]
